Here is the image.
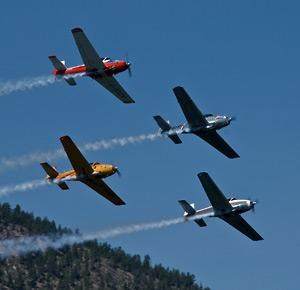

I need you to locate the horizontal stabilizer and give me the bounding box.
[168,135,182,144]
[153,115,171,132]
[58,182,69,190]
[40,162,58,179]
[194,218,207,227]
[49,56,67,71]
[153,116,182,144]
[178,200,196,216]
[65,77,77,86]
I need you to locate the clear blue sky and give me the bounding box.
[0,1,299,289]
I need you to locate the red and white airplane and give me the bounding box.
[49,27,135,104]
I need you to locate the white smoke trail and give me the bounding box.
[0,214,210,258]
[0,179,48,197]
[0,75,56,96]
[0,73,86,97]
[0,132,162,171]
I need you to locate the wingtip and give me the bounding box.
[48,55,56,59]
[173,86,188,100]
[229,154,240,159]
[173,86,184,92]
[72,27,83,33]
[60,135,71,142]
[124,100,135,104]
[197,172,208,177]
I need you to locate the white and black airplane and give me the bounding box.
[153,86,239,159]
[179,172,263,241]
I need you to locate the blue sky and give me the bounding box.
[0,1,299,289]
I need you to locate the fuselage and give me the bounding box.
[53,58,130,78]
[163,114,233,136]
[47,163,118,184]
[189,199,256,219]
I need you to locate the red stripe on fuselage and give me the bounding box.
[53,61,128,77]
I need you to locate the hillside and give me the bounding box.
[0,203,210,290]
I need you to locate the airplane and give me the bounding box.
[40,135,125,206]
[178,172,263,241]
[49,27,135,104]
[153,86,239,159]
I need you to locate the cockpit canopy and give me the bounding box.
[90,162,100,166]
[227,197,236,201]
[204,114,213,117]
[101,57,112,63]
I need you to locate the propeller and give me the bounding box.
[250,198,258,213]
[127,63,132,77]
[125,53,132,77]
[113,166,122,177]
[116,168,122,177]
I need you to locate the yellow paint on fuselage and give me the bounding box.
[49,163,116,181]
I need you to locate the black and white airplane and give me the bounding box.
[179,172,263,241]
[153,86,239,159]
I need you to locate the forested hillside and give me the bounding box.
[0,203,210,290]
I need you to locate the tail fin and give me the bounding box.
[178,200,207,227]
[153,115,182,144]
[40,162,69,190]
[49,55,67,71]
[40,162,59,179]
[178,200,196,216]
[48,56,77,86]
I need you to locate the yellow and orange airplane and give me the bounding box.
[40,136,125,206]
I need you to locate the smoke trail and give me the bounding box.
[0,73,86,97]
[0,214,210,258]
[0,132,163,171]
[0,75,57,96]
[0,179,48,197]
[82,132,161,151]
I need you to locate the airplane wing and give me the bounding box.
[197,172,232,212]
[221,215,263,241]
[173,86,208,127]
[94,76,135,103]
[71,27,105,72]
[60,136,93,175]
[195,131,240,159]
[82,177,125,205]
